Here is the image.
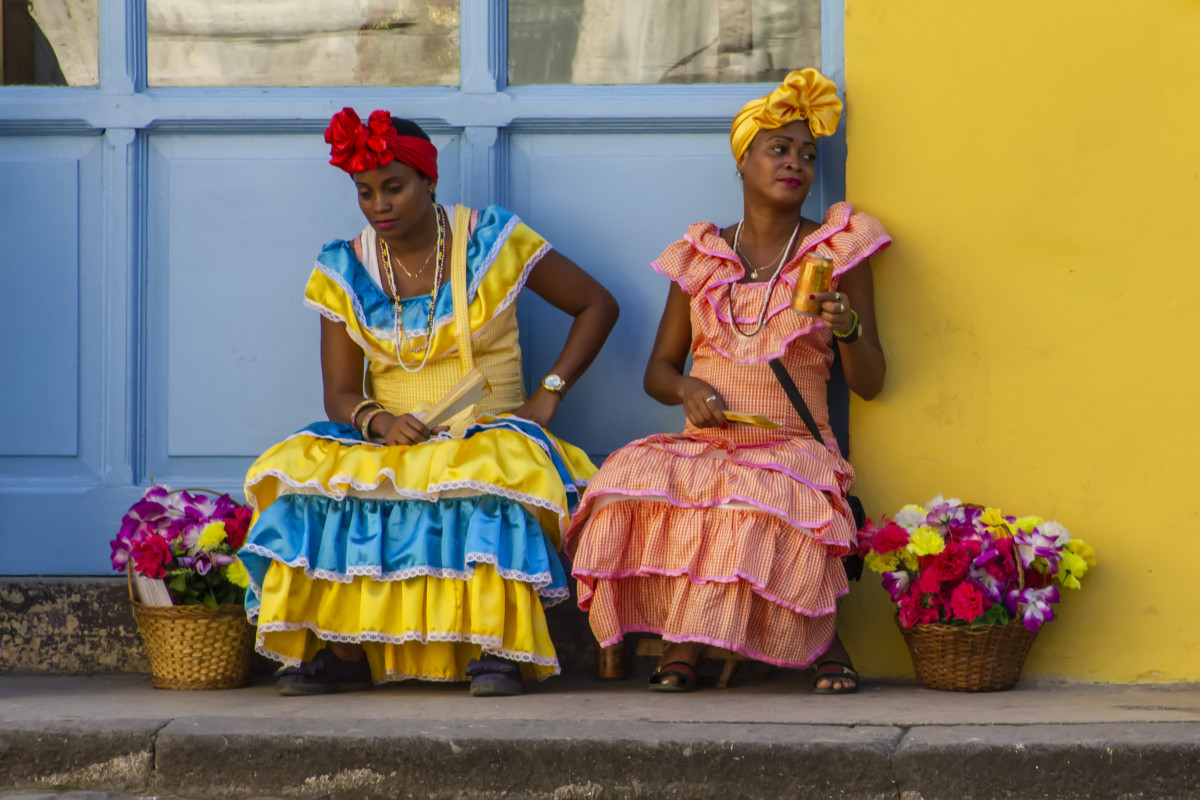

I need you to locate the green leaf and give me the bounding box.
[980,603,1011,626]
[201,591,219,612]
[168,574,187,592]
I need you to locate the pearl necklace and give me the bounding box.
[728,219,802,339]
[378,205,446,373]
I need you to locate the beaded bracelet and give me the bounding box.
[349,398,382,429]
[833,309,861,344]
[359,407,387,441]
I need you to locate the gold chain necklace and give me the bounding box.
[378,205,446,373]
[733,218,801,281]
[386,245,434,279]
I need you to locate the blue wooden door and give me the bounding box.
[0,0,844,574]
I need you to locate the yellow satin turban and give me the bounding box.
[730,68,843,162]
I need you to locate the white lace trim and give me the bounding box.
[254,621,562,674]
[247,468,570,532]
[241,542,565,595]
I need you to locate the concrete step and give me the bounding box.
[3,676,1199,800]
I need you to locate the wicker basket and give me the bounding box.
[899,619,1038,692]
[128,571,255,690]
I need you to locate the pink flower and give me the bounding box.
[130,534,173,579]
[949,582,985,622]
[871,521,910,554]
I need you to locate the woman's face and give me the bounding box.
[738,119,817,207]
[353,160,435,240]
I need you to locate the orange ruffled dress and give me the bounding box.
[565,202,890,668]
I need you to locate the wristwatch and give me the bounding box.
[540,373,567,395]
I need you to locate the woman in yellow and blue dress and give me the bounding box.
[239,108,619,697]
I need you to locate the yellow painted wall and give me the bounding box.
[841,0,1200,682]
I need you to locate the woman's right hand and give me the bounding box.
[373,413,437,445]
[678,377,727,428]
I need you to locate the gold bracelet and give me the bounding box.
[359,407,387,441]
[350,398,382,429]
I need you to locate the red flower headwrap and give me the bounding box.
[323,107,439,180]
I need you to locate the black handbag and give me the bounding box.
[767,358,865,581]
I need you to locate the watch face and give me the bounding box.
[543,374,565,391]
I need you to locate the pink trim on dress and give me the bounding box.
[573,565,846,617]
[595,620,842,670]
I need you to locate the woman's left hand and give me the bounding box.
[811,290,856,336]
[511,388,563,429]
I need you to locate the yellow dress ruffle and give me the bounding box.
[257,562,559,681]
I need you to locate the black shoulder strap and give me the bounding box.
[767,358,827,447]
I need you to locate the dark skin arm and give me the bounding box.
[322,249,619,444]
[811,259,886,400]
[643,282,729,429]
[513,249,620,427]
[642,261,886,425]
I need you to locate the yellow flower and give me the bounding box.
[1014,516,1044,534]
[196,521,228,551]
[899,550,920,571]
[907,526,946,557]
[865,551,900,573]
[1067,538,1096,568]
[224,558,250,589]
[1055,551,1088,590]
[980,507,1012,536]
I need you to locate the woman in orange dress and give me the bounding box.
[565,69,891,692]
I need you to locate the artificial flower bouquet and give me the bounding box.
[109,486,256,689]
[857,496,1095,691]
[110,486,252,609]
[858,496,1095,631]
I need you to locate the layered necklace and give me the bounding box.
[728,218,801,339]
[378,204,446,373]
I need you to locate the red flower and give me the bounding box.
[916,563,946,594]
[938,542,972,583]
[130,534,173,579]
[898,587,941,627]
[871,521,910,554]
[949,582,986,622]
[222,506,253,551]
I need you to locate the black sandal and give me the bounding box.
[812,660,859,695]
[648,661,698,693]
[466,655,524,697]
[275,648,373,696]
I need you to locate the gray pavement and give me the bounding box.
[2,675,1199,799]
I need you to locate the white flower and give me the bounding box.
[926,494,962,509]
[894,504,928,532]
[1039,520,1071,547]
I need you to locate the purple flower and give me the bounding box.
[1014,528,1062,572]
[1005,585,1061,632]
[880,570,910,602]
[109,531,133,570]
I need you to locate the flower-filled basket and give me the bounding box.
[858,497,1094,692]
[110,486,256,690]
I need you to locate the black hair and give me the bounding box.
[389,117,435,201]
[390,117,431,142]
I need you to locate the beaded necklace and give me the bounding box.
[728,219,802,339]
[378,205,446,373]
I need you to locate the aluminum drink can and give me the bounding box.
[792,253,834,315]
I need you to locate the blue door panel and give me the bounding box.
[0,137,102,469]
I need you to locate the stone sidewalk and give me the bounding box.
[2,674,1200,800]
